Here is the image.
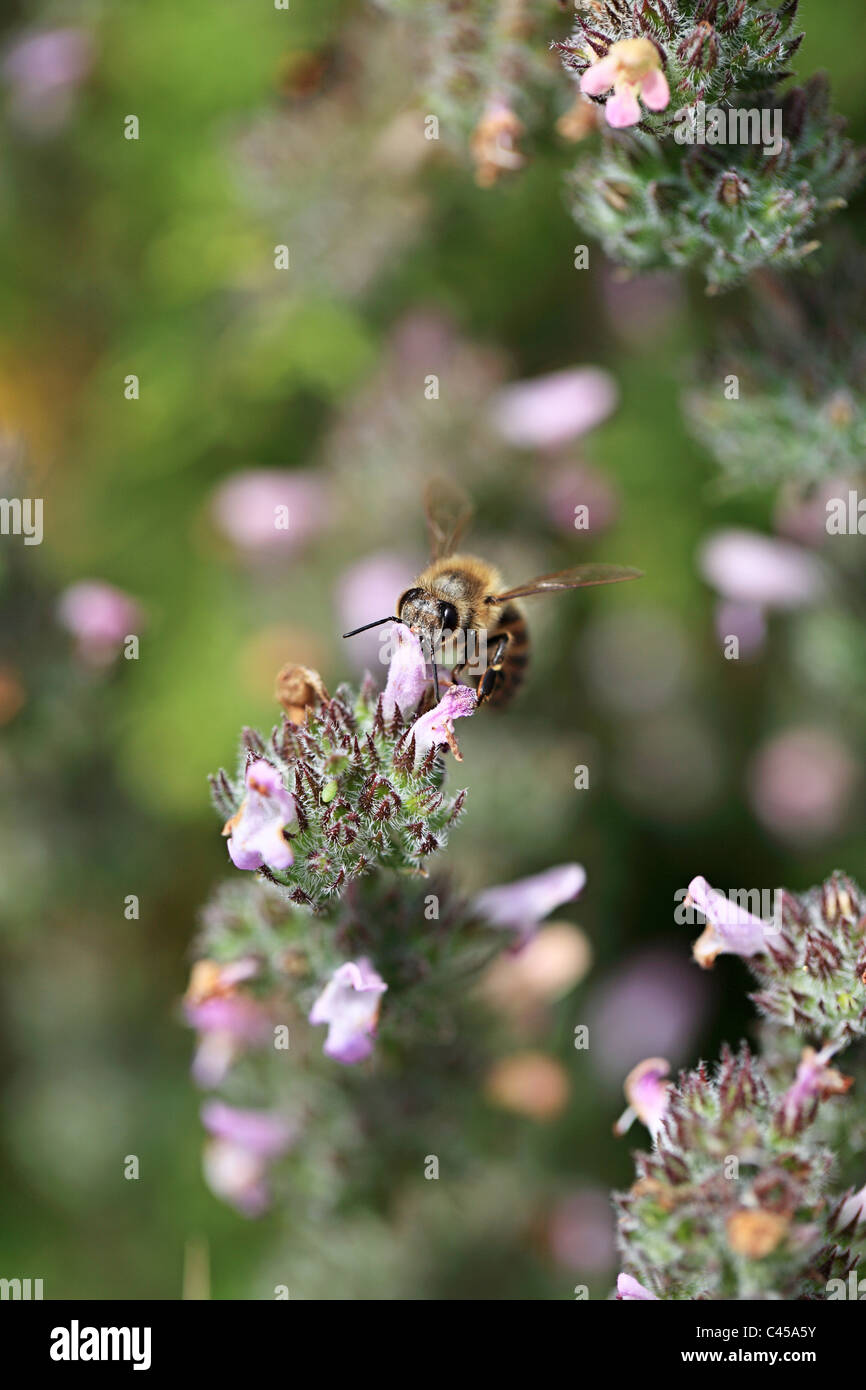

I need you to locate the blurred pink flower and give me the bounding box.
[201,1102,296,1217]
[714,599,767,659]
[57,580,143,665]
[747,727,857,844]
[185,994,272,1089]
[337,553,416,673]
[585,947,708,1085]
[309,959,387,1065]
[211,469,326,553]
[3,27,94,133]
[774,477,856,548]
[473,863,586,946]
[698,529,826,609]
[547,1188,616,1273]
[202,1101,295,1155]
[490,368,617,451]
[544,464,619,536]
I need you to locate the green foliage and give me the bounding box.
[210,680,467,909]
[618,1046,838,1299]
[748,874,866,1047]
[687,249,866,484]
[569,76,863,289]
[618,874,866,1299]
[563,0,805,125]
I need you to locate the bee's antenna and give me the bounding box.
[342,616,399,639]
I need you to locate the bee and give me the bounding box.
[342,479,642,708]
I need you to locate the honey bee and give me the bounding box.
[342,479,642,708]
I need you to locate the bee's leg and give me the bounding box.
[476,633,509,707]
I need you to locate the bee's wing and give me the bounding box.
[424,476,474,560]
[490,563,643,602]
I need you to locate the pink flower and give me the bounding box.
[186,995,272,1089]
[202,1100,295,1156]
[382,623,428,720]
[698,529,827,609]
[210,469,326,554]
[614,1057,672,1139]
[201,1102,296,1217]
[490,367,618,451]
[183,957,267,1087]
[544,464,619,536]
[777,1045,851,1134]
[409,683,477,763]
[222,760,297,872]
[747,727,857,844]
[687,876,768,969]
[775,476,856,548]
[3,27,94,133]
[580,38,670,129]
[714,599,767,659]
[473,863,586,945]
[584,947,708,1086]
[616,1272,659,1300]
[838,1183,866,1231]
[309,959,388,1064]
[57,580,143,665]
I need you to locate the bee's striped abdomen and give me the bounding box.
[486,603,529,708]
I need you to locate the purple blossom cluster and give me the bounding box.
[188,630,588,1214]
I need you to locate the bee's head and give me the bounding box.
[397,587,459,642]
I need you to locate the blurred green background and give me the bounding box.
[0,0,864,1299]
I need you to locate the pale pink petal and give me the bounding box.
[410,683,477,762]
[839,1183,866,1229]
[606,83,642,129]
[491,367,618,450]
[616,1272,659,1300]
[580,56,618,97]
[382,623,428,720]
[224,759,297,872]
[688,875,768,968]
[473,864,586,944]
[640,67,670,112]
[698,529,826,609]
[309,959,388,1065]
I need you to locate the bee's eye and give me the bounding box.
[397,587,422,616]
[440,603,459,634]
